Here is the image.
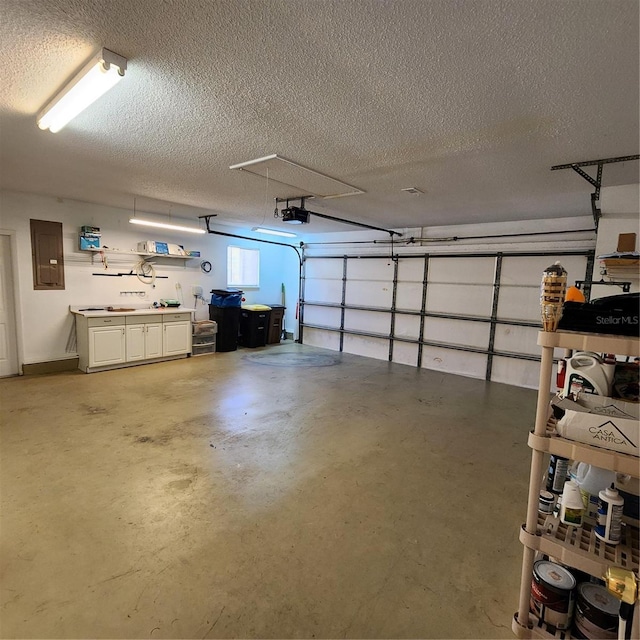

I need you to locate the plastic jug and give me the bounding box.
[576,463,615,521]
[563,351,614,397]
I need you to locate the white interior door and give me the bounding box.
[0,235,19,376]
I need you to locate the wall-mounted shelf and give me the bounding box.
[80,248,196,262]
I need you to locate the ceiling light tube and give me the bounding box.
[252,227,297,238]
[37,48,127,133]
[129,218,206,234]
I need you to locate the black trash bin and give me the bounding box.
[209,290,243,352]
[239,307,271,348]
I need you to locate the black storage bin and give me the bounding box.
[209,306,240,351]
[209,290,243,352]
[239,309,270,348]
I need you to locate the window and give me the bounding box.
[227,246,259,288]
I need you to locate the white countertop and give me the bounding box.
[70,306,195,318]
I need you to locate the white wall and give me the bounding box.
[0,190,300,367]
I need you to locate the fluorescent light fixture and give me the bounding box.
[252,227,297,238]
[129,218,206,234]
[37,48,127,133]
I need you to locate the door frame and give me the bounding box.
[0,229,24,375]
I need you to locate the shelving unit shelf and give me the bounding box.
[520,514,639,577]
[513,329,640,639]
[528,432,640,477]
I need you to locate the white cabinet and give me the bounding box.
[73,309,193,373]
[125,325,145,361]
[513,331,640,638]
[126,316,163,361]
[88,318,126,367]
[145,323,163,358]
[163,313,191,356]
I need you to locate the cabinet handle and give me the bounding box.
[122,328,125,335]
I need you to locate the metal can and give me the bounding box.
[573,583,619,639]
[530,560,576,630]
[538,490,555,514]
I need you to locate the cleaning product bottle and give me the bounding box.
[546,455,570,494]
[594,484,624,545]
[563,351,612,397]
[560,480,584,527]
[576,463,616,522]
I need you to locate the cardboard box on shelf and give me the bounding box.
[552,395,639,457]
[617,232,636,253]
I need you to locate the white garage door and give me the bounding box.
[301,251,592,388]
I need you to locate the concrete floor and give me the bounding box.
[0,343,536,639]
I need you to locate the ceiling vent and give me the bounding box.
[230,154,364,199]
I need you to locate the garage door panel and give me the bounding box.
[397,258,426,283]
[396,282,424,310]
[500,256,588,286]
[426,283,494,315]
[429,257,495,284]
[497,285,540,321]
[421,346,486,379]
[424,317,489,349]
[392,342,419,366]
[344,309,390,334]
[305,259,344,280]
[303,327,341,351]
[346,281,393,307]
[343,334,388,360]
[347,258,394,281]
[493,325,539,356]
[394,315,421,339]
[305,279,343,303]
[491,356,542,390]
[304,306,342,327]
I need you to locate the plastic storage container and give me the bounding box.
[192,320,217,356]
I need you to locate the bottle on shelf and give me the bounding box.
[594,484,624,545]
[546,454,569,495]
[559,480,584,527]
[575,463,616,522]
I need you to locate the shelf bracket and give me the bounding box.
[551,154,640,230]
[575,279,632,293]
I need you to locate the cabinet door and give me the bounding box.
[145,323,163,358]
[163,321,191,356]
[126,325,145,361]
[89,326,126,367]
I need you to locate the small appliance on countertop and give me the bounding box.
[158,299,181,307]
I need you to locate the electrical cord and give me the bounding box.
[133,258,156,286]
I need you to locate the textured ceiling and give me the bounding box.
[1,0,638,234]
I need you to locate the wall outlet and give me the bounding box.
[191,285,203,297]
